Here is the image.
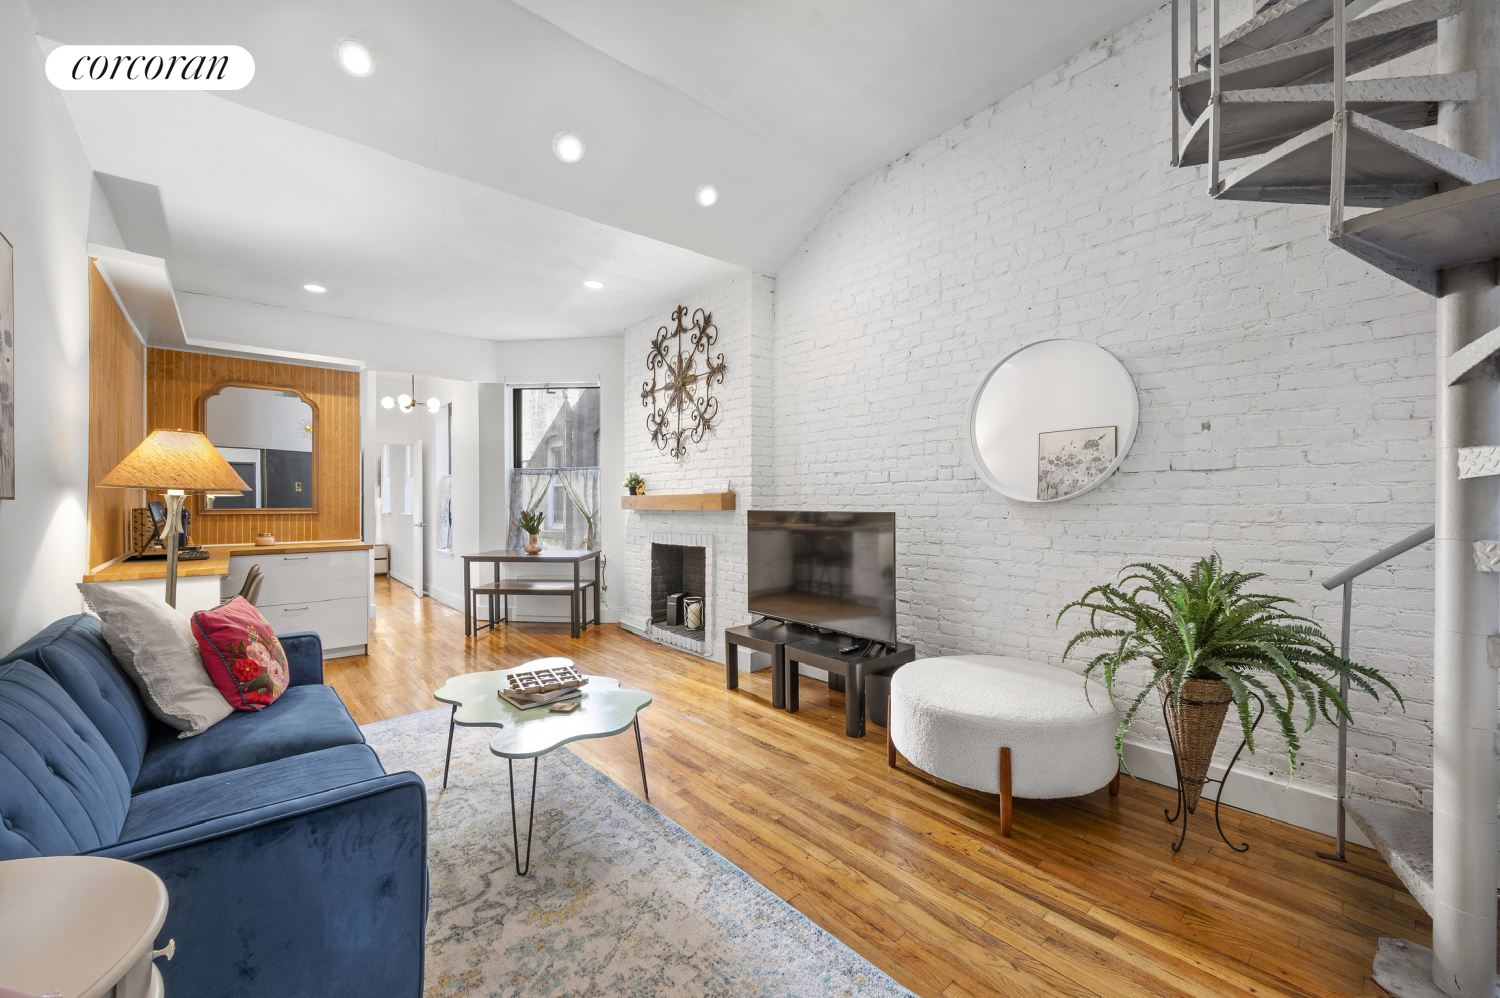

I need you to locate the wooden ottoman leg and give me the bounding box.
[1109,768,1121,796]
[999,746,1012,838]
[886,696,897,768]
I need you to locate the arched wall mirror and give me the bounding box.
[198,383,318,513]
[967,339,1139,503]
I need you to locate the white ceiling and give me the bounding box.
[35,0,1161,343]
[64,88,740,341]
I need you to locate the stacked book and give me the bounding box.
[497,662,588,710]
[497,686,582,710]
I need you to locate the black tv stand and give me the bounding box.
[723,620,915,736]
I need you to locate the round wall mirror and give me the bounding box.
[967,339,1138,503]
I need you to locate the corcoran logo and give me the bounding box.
[45,45,255,90]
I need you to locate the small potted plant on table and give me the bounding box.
[624,472,645,496]
[1057,554,1402,852]
[518,510,545,555]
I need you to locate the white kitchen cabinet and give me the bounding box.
[223,548,370,657]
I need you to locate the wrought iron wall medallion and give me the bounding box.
[641,305,726,459]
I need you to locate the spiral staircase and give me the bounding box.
[1168,1,1500,995]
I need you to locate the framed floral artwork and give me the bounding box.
[1038,425,1117,501]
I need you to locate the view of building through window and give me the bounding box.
[510,386,601,550]
[514,387,600,469]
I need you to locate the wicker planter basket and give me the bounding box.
[1161,678,1234,810]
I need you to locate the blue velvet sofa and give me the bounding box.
[0,614,427,996]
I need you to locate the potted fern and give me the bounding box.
[518,510,545,555]
[1057,555,1401,814]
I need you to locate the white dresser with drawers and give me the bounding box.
[220,543,372,658]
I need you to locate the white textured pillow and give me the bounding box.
[78,583,233,738]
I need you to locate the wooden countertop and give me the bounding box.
[83,540,372,583]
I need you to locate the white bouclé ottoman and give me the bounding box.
[888,656,1121,836]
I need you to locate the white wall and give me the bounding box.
[620,272,769,659]
[479,336,625,622]
[769,7,1436,809]
[0,7,95,653]
[374,372,483,613]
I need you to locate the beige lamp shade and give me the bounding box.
[98,430,249,493]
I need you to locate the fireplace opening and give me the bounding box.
[651,543,706,636]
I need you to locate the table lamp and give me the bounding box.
[98,430,248,607]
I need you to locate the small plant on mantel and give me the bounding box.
[518,510,545,555]
[623,472,645,496]
[1056,554,1403,812]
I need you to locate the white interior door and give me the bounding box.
[410,439,425,597]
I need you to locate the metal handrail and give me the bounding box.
[1171,0,1181,168]
[1322,525,1436,590]
[1317,524,1435,861]
[1209,0,1222,195]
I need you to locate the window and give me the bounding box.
[512,387,600,469]
[509,386,602,551]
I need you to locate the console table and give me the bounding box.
[785,635,916,737]
[462,549,601,639]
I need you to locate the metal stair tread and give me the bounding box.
[1177,74,1471,167]
[1191,0,1365,68]
[1178,0,1455,120]
[1343,798,1435,917]
[1334,177,1500,292]
[1216,112,1498,206]
[1445,324,1500,386]
[1457,446,1500,480]
[1473,540,1500,573]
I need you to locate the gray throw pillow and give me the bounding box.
[78,583,233,738]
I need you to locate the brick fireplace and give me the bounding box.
[650,542,706,635]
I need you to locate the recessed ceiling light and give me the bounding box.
[336,38,374,77]
[695,184,719,207]
[583,280,604,289]
[303,284,327,293]
[552,132,585,163]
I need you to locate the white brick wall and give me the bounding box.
[621,273,773,661]
[767,7,1439,807]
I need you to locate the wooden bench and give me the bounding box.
[470,578,597,638]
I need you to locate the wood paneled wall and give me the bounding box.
[88,262,146,570]
[146,349,361,544]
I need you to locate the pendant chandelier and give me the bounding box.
[381,374,439,414]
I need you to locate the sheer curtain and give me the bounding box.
[556,468,600,550]
[508,468,598,550]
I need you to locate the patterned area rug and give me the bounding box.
[361,708,915,998]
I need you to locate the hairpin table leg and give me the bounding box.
[633,716,650,800]
[442,704,456,790]
[508,756,540,875]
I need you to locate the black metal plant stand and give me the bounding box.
[1161,691,1264,853]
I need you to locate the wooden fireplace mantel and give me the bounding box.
[621,491,737,511]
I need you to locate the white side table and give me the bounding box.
[0,856,171,998]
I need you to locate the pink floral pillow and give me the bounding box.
[191,597,290,710]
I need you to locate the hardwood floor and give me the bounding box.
[327,577,1428,997]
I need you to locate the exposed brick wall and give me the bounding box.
[621,273,775,661]
[767,7,1437,807]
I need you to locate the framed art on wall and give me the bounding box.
[1038,425,1117,501]
[0,229,13,499]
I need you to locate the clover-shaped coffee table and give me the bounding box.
[433,659,652,874]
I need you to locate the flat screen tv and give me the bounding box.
[747,511,896,643]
